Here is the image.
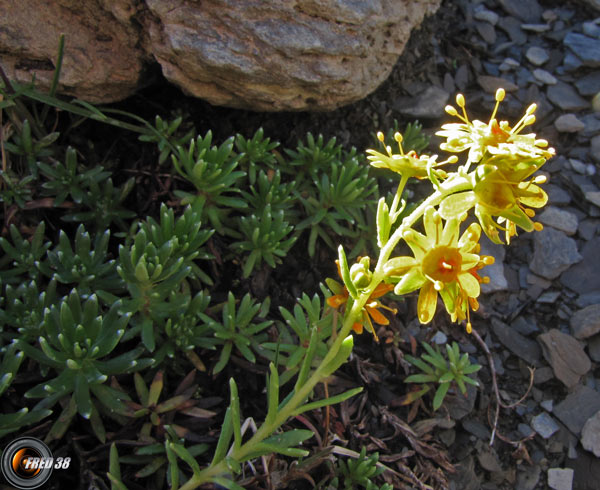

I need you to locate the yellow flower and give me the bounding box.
[437,89,555,169]
[366,132,456,179]
[326,260,396,341]
[384,208,494,333]
[439,162,548,244]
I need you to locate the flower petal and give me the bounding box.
[384,256,418,276]
[394,268,426,295]
[439,192,476,221]
[458,272,481,298]
[366,305,390,325]
[417,281,438,324]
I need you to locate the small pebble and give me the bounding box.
[533,68,557,85]
[555,114,586,132]
[526,46,550,65]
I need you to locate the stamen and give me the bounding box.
[490,88,505,122]
[533,222,544,231]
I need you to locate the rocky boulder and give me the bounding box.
[0,0,441,110]
[0,0,144,103]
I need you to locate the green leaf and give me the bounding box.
[320,335,353,377]
[292,387,362,416]
[229,378,242,452]
[433,382,451,411]
[211,407,233,465]
[338,245,358,299]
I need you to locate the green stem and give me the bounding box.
[179,175,472,490]
[389,173,409,222]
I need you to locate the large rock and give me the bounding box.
[0,0,144,102]
[0,0,442,110]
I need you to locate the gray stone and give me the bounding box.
[462,418,491,440]
[477,75,518,93]
[431,330,447,345]
[570,304,600,339]
[575,0,600,11]
[477,447,503,472]
[546,184,571,205]
[498,16,528,45]
[581,114,600,138]
[555,114,586,133]
[564,51,584,71]
[492,318,542,366]
[534,366,555,384]
[512,316,540,335]
[526,46,550,66]
[564,32,600,67]
[581,411,600,457]
[537,290,561,303]
[578,219,599,241]
[554,385,600,435]
[455,64,470,91]
[476,22,497,45]
[446,380,477,420]
[575,71,600,97]
[530,228,582,280]
[583,21,600,39]
[588,334,600,362]
[592,135,600,164]
[561,237,600,294]
[547,468,574,490]
[538,329,591,388]
[479,235,508,293]
[533,68,558,85]
[393,85,449,119]
[541,399,554,411]
[587,192,600,207]
[547,82,591,111]
[516,464,541,490]
[522,23,551,33]
[519,423,535,437]
[532,412,560,438]
[538,206,579,235]
[498,0,543,22]
[474,7,499,25]
[569,158,588,174]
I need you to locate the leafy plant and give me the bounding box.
[45,224,123,295]
[2,118,59,176]
[0,279,57,343]
[0,222,51,284]
[172,131,246,234]
[120,370,215,442]
[235,127,279,184]
[296,154,377,257]
[240,169,297,219]
[230,204,297,278]
[268,291,336,382]
[199,292,272,374]
[404,341,481,410]
[16,290,153,441]
[37,146,111,206]
[0,170,34,207]
[0,342,53,438]
[138,114,195,165]
[107,427,209,490]
[285,133,343,184]
[329,447,392,490]
[62,176,136,231]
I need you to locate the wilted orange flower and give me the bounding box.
[326,261,396,341]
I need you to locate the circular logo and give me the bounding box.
[1,437,53,489]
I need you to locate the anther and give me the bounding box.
[377,131,384,142]
[526,103,537,115]
[495,88,505,102]
[525,208,535,218]
[441,261,453,270]
[394,132,403,143]
[534,222,544,231]
[534,175,547,184]
[456,94,466,107]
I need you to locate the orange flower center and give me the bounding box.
[422,246,462,283]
